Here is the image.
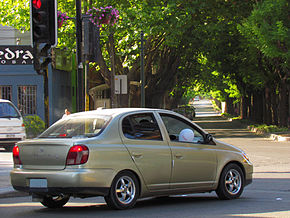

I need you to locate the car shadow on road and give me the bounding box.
[25,176,290,217]
[28,187,289,218]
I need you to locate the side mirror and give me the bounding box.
[169,134,177,141]
[205,134,214,144]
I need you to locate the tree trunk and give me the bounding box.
[270,87,278,125]
[264,87,272,125]
[252,90,263,123]
[248,92,253,120]
[240,96,247,119]
[278,76,288,127]
[225,96,234,115]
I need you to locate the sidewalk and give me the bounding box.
[0,186,28,198]
[0,153,28,198]
[193,99,290,142]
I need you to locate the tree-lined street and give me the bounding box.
[0,100,289,217]
[1,0,288,127]
[0,0,289,216]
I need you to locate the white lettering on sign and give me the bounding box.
[0,46,33,65]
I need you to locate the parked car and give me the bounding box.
[0,99,26,151]
[11,108,253,210]
[172,105,196,120]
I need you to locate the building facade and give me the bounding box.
[0,25,73,126]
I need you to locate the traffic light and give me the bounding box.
[30,0,57,47]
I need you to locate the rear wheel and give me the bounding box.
[216,164,244,200]
[104,171,139,210]
[40,194,70,208]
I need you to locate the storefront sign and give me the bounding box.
[0,46,33,65]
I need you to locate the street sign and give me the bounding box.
[115,75,127,94]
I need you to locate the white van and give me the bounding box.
[0,99,26,151]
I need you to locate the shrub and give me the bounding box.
[23,115,46,138]
[249,124,289,133]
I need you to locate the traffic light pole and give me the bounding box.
[75,0,84,112]
[140,31,145,108]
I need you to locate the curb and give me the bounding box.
[0,187,29,199]
[247,126,290,142]
[270,134,290,142]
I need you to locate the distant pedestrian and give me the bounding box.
[62,109,71,118]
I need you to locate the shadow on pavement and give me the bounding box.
[193,116,259,139]
[26,179,290,218]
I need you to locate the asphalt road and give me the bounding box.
[0,99,289,217]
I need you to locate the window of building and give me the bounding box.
[0,86,12,100]
[17,86,37,115]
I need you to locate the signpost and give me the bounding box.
[115,75,127,107]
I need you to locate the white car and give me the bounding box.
[0,99,26,151]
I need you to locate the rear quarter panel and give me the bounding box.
[81,117,149,196]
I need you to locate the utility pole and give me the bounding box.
[109,32,117,108]
[140,31,145,108]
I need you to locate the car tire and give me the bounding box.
[216,164,244,200]
[104,171,139,210]
[40,194,70,208]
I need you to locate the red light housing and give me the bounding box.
[66,145,89,165]
[13,146,22,165]
[32,0,42,9]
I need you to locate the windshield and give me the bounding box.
[0,102,21,118]
[39,115,111,138]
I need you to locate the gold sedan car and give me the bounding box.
[11,108,253,210]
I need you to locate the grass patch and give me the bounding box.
[249,124,289,133]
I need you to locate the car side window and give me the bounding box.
[122,113,163,140]
[160,113,204,144]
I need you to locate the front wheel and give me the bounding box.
[40,194,70,208]
[216,164,244,200]
[104,171,139,210]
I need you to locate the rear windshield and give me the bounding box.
[39,115,111,138]
[0,102,21,118]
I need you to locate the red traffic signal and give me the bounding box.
[32,0,41,9]
[30,0,57,46]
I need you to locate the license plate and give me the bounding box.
[6,134,15,138]
[29,179,47,188]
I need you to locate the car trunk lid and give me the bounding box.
[17,139,74,170]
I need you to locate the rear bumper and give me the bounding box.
[13,186,109,197]
[0,133,26,146]
[10,167,115,197]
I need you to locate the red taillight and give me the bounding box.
[13,146,22,165]
[66,145,89,165]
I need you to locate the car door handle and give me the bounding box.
[175,153,183,159]
[132,152,143,159]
